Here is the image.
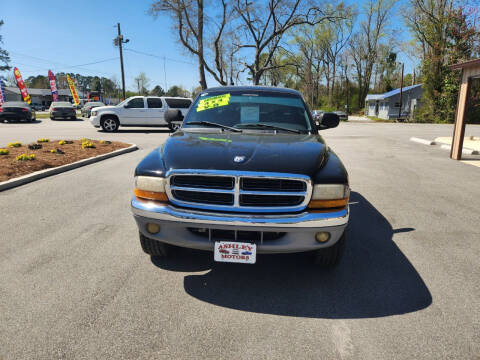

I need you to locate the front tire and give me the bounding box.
[139,233,171,257]
[313,231,346,268]
[101,116,119,132]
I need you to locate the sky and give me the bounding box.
[1,0,414,92]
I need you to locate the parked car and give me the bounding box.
[131,86,349,267]
[0,101,36,122]
[89,96,192,132]
[30,103,46,111]
[81,101,105,118]
[49,101,77,120]
[334,111,348,121]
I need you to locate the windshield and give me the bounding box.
[183,90,313,132]
[2,102,28,107]
[117,97,135,107]
[52,102,72,107]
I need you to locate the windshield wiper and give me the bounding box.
[235,123,301,134]
[187,121,242,132]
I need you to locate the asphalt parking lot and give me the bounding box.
[0,118,479,359]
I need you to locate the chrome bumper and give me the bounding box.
[131,197,348,229]
[131,197,348,253]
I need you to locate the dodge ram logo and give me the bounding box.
[234,156,246,163]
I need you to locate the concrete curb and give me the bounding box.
[410,137,435,145]
[0,144,138,192]
[440,144,478,155]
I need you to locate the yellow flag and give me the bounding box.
[66,75,80,106]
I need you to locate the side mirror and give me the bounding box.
[319,112,340,129]
[123,103,130,108]
[165,109,184,124]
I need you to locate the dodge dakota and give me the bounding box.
[131,86,349,267]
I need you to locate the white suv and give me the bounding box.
[89,96,192,132]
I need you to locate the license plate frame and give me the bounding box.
[214,241,256,264]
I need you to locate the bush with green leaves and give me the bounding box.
[37,138,50,143]
[8,142,22,148]
[0,149,9,155]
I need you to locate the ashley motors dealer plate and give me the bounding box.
[214,241,256,264]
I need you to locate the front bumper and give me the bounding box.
[90,115,100,127]
[51,111,76,118]
[131,197,349,253]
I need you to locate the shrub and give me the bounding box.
[8,142,22,148]
[100,140,111,145]
[28,143,42,150]
[0,149,9,155]
[16,154,35,161]
[37,138,50,143]
[81,141,95,149]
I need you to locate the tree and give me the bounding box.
[134,72,150,95]
[349,0,394,108]
[25,75,49,89]
[405,0,479,122]
[233,0,338,85]
[0,20,10,71]
[150,85,166,96]
[150,0,230,89]
[166,85,190,97]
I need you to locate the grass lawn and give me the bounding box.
[367,116,394,123]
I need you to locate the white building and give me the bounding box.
[365,84,423,120]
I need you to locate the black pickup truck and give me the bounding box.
[131,86,349,267]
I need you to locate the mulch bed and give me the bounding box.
[0,139,131,182]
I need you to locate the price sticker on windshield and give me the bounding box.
[197,93,230,112]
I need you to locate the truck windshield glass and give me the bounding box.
[183,91,312,132]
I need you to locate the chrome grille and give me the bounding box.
[166,170,312,213]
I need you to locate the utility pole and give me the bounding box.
[115,23,129,100]
[398,62,404,119]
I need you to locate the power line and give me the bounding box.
[8,51,118,76]
[124,48,195,65]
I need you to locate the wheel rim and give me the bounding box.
[104,119,117,131]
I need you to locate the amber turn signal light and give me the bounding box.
[133,188,168,202]
[308,197,349,209]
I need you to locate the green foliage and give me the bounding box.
[166,85,190,97]
[0,148,9,155]
[0,20,10,71]
[406,2,478,123]
[150,85,165,96]
[8,142,22,148]
[37,138,50,143]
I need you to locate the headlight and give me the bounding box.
[133,176,168,201]
[91,111,97,116]
[308,184,349,209]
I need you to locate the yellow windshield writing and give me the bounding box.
[199,136,232,143]
[197,93,230,112]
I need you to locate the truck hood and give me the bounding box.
[92,105,115,112]
[162,130,327,176]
